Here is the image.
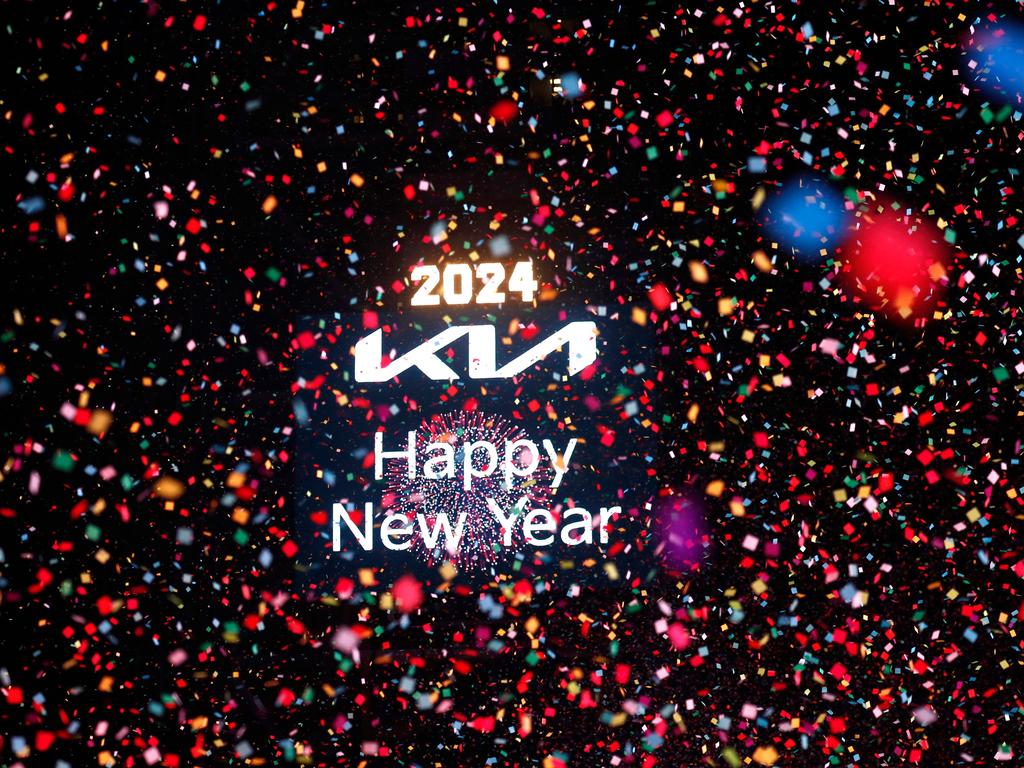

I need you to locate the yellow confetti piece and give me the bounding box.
[688,260,709,283]
[87,409,112,436]
[722,747,741,767]
[154,476,184,500]
[752,249,773,272]
[751,186,766,211]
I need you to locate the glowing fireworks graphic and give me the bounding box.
[382,411,553,570]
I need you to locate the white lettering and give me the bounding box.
[333,502,374,551]
[380,513,414,550]
[355,327,463,382]
[504,439,539,489]
[523,509,557,546]
[543,438,578,488]
[560,508,594,545]
[599,506,621,544]
[423,442,455,479]
[375,431,416,480]
[464,440,499,490]
[417,512,467,551]
[487,496,527,546]
[353,322,598,382]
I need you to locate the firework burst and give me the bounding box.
[382,411,553,570]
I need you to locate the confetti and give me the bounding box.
[759,176,850,259]
[2,3,1021,767]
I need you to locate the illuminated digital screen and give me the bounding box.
[294,264,661,584]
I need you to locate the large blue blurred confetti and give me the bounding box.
[759,176,851,259]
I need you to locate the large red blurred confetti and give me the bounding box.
[846,210,950,320]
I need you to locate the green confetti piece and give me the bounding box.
[52,450,75,472]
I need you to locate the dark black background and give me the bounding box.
[3,1,1022,765]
